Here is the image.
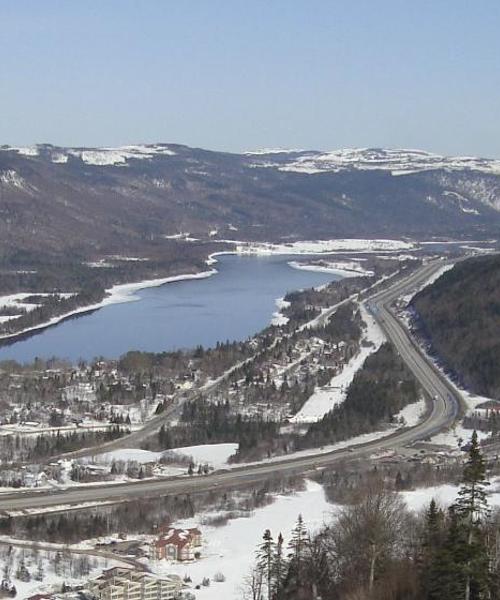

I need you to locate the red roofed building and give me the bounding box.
[152,527,202,561]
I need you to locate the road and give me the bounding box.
[0,259,462,513]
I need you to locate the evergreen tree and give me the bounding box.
[256,529,276,600]
[422,504,464,600]
[453,430,491,600]
[287,514,309,589]
[273,532,286,599]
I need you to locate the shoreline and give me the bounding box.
[0,268,218,345]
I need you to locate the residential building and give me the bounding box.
[88,567,182,600]
[152,527,202,562]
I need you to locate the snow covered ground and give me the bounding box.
[427,424,490,449]
[288,259,374,278]
[149,480,332,600]
[271,297,291,326]
[402,478,500,512]
[0,540,125,599]
[94,443,238,469]
[0,292,76,323]
[393,397,427,428]
[291,304,385,423]
[220,239,416,255]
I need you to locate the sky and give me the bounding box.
[1,1,499,156]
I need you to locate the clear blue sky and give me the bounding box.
[1,1,499,156]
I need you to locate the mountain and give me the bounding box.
[1,143,500,265]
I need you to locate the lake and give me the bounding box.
[0,254,340,363]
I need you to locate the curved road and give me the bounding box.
[0,259,462,513]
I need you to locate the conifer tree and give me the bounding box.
[256,529,276,600]
[273,532,286,599]
[288,514,309,589]
[453,430,490,600]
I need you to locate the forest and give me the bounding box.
[412,254,500,398]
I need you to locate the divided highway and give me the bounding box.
[0,260,461,513]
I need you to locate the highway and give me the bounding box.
[0,259,462,514]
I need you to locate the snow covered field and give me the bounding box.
[149,480,332,600]
[95,443,238,469]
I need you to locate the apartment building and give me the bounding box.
[88,567,183,600]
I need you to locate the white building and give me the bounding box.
[88,567,182,600]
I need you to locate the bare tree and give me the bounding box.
[241,567,264,600]
[325,481,408,594]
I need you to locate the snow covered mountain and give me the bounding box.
[246,147,500,176]
[1,142,500,264]
[3,143,177,166]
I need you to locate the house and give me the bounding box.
[476,401,500,419]
[87,567,182,600]
[152,527,202,561]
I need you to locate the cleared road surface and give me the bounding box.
[0,259,461,513]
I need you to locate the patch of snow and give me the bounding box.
[0,169,28,189]
[63,144,176,166]
[271,297,291,327]
[94,443,238,469]
[402,478,500,512]
[288,259,374,278]
[170,443,239,468]
[51,152,68,163]
[8,146,39,156]
[0,292,76,323]
[393,397,426,427]
[244,147,305,155]
[427,424,490,449]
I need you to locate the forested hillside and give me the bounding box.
[412,254,500,397]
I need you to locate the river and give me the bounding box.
[0,254,341,363]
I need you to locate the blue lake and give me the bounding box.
[0,255,340,363]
